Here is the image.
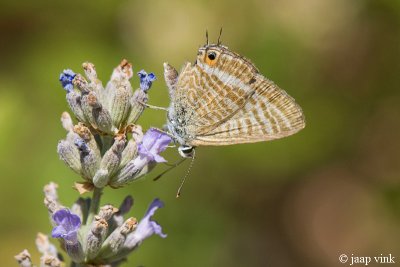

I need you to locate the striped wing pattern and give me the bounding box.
[193,74,305,145]
[170,46,305,146]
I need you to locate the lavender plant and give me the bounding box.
[15,60,171,267]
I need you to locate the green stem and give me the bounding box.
[87,186,103,225]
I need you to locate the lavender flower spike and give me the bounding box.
[59,69,76,93]
[51,209,81,245]
[137,70,156,91]
[124,199,166,249]
[138,128,172,163]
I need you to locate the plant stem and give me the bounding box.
[87,186,103,225]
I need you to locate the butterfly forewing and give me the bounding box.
[190,50,259,130]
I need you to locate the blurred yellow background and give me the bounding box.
[1,0,400,266]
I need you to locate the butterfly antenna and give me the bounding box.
[217,27,223,46]
[176,149,196,198]
[153,157,187,181]
[206,29,209,45]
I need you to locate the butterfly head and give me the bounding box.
[196,44,228,67]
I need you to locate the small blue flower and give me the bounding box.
[59,69,76,93]
[51,209,81,245]
[138,128,171,163]
[134,198,166,241]
[137,70,156,92]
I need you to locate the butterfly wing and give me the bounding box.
[169,59,255,142]
[191,73,305,146]
[169,47,305,147]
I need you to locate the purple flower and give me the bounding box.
[138,128,172,163]
[59,69,76,93]
[134,198,166,241]
[51,209,81,245]
[137,70,156,92]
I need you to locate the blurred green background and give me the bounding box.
[1,0,400,266]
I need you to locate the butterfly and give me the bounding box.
[163,40,305,159]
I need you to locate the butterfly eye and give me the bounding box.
[207,52,217,60]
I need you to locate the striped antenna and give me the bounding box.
[176,149,196,198]
[217,27,223,45]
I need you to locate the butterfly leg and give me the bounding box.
[137,100,169,111]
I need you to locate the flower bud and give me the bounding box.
[43,183,65,218]
[127,89,147,124]
[82,62,98,83]
[107,60,134,128]
[83,62,106,101]
[93,136,126,188]
[80,92,96,127]
[87,91,114,134]
[61,112,74,132]
[110,59,133,80]
[40,255,62,267]
[126,70,156,124]
[120,125,143,168]
[75,138,100,180]
[14,250,33,267]
[65,243,85,263]
[108,196,134,232]
[110,84,133,128]
[97,217,137,260]
[65,90,86,123]
[36,233,61,267]
[36,233,58,258]
[109,160,156,188]
[73,123,101,159]
[93,169,109,188]
[43,182,59,203]
[100,136,126,177]
[73,73,90,93]
[86,218,108,260]
[98,205,118,221]
[57,139,82,176]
